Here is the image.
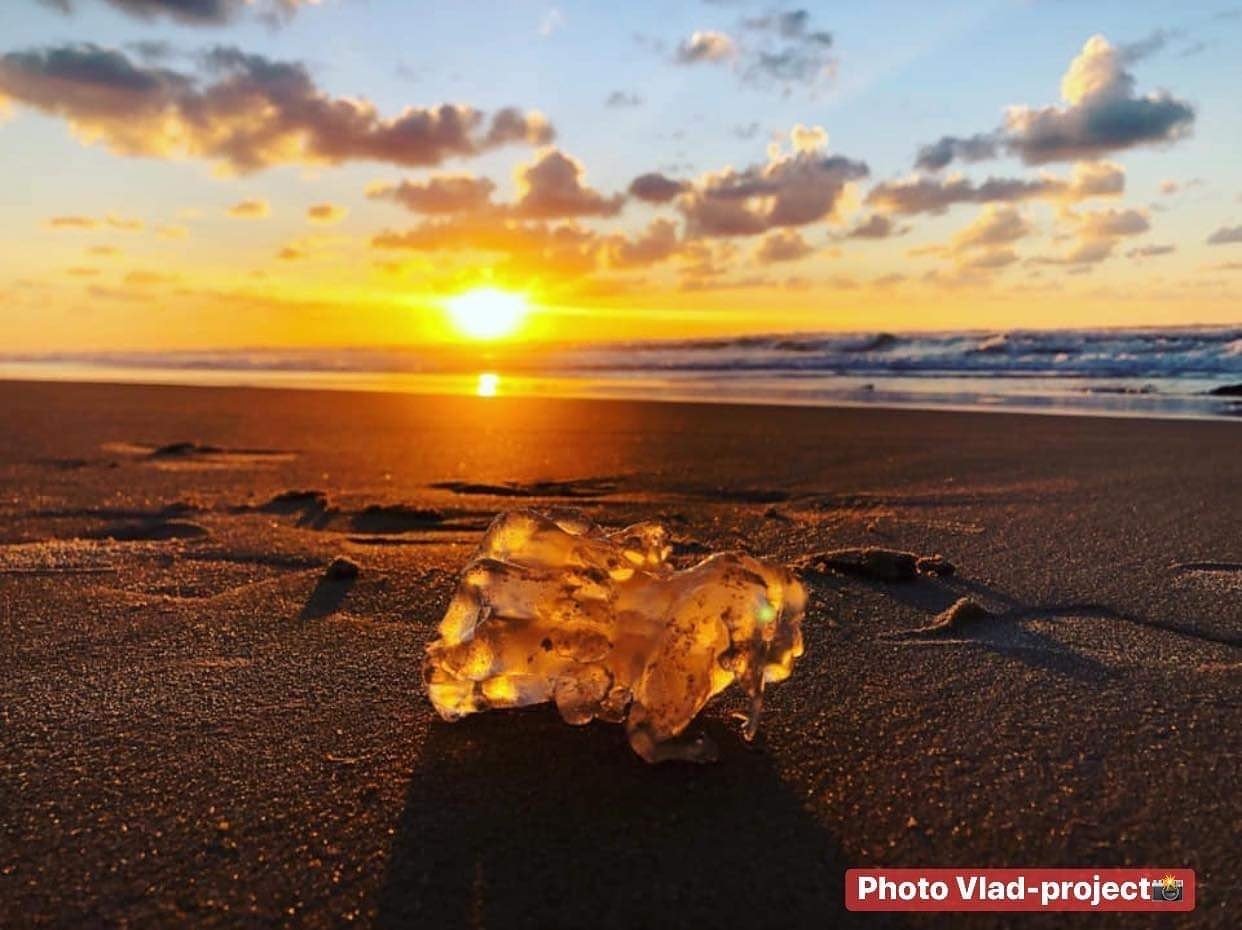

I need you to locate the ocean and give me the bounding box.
[3,326,1239,420]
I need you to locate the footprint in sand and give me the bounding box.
[0,540,121,575]
[430,477,622,499]
[243,490,493,542]
[101,440,296,470]
[1169,560,1242,595]
[246,489,335,528]
[881,597,1239,674]
[86,518,209,542]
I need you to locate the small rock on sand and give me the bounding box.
[1206,383,1242,397]
[325,556,360,581]
[260,489,330,513]
[883,597,993,640]
[926,598,991,633]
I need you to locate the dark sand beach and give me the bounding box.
[1,379,1238,929]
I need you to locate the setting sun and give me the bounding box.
[443,288,529,340]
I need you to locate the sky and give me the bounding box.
[0,0,1240,351]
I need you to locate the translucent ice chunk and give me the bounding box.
[424,509,806,763]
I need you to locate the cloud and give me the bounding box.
[1207,225,1242,244]
[0,44,554,174]
[1066,161,1129,198]
[227,198,270,219]
[511,148,624,219]
[1031,206,1150,265]
[108,216,143,230]
[124,39,175,63]
[48,215,100,229]
[603,219,680,268]
[47,213,143,230]
[754,229,814,263]
[1003,35,1195,164]
[39,0,319,26]
[307,202,346,224]
[275,232,337,262]
[675,239,738,280]
[911,206,1031,276]
[958,248,1018,270]
[914,35,1194,170]
[605,90,643,108]
[867,161,1124,215]
[675,31,737,64]
[369,150,624,233]
[538,8,565,37]
[88,283,152,302]
[372,216,604,283]
[914,133,999,172]
[950,206,1030,252]
[369,179,691,285]
[1126,243,1175,258]
[846,214,901,239]
[738,9,835,88]
[628,172,688,204]
[123,269,178,286]
[1036,240,1113,267]
[1074,206,1150,239]
[678,127,868,237]
[789,122,828,153]
[741,10,823,39]
[157,223,188,238]
[1117,28,1179,64]
[1159,178,1203,195]
[673,10,836,91]
[368,174,497,214]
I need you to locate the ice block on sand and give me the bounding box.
[424,509,806,763]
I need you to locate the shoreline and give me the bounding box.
[2,370,1238,425]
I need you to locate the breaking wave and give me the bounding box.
[560,326,1242,378]
[3,326,1240,420]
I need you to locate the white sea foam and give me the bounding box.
[3,326,1239,420]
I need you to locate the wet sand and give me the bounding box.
[0,379,1238,929]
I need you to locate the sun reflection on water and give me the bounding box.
[476,372,500,397]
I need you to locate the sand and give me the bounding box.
[0,379,1238,929]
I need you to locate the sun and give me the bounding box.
[443,288,529,339]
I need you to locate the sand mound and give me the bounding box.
[89,519,209,542]
[796,547,956,582]
[350,505,445,534]
[258,489,331,514]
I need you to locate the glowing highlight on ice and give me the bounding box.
[424,509,806,762]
